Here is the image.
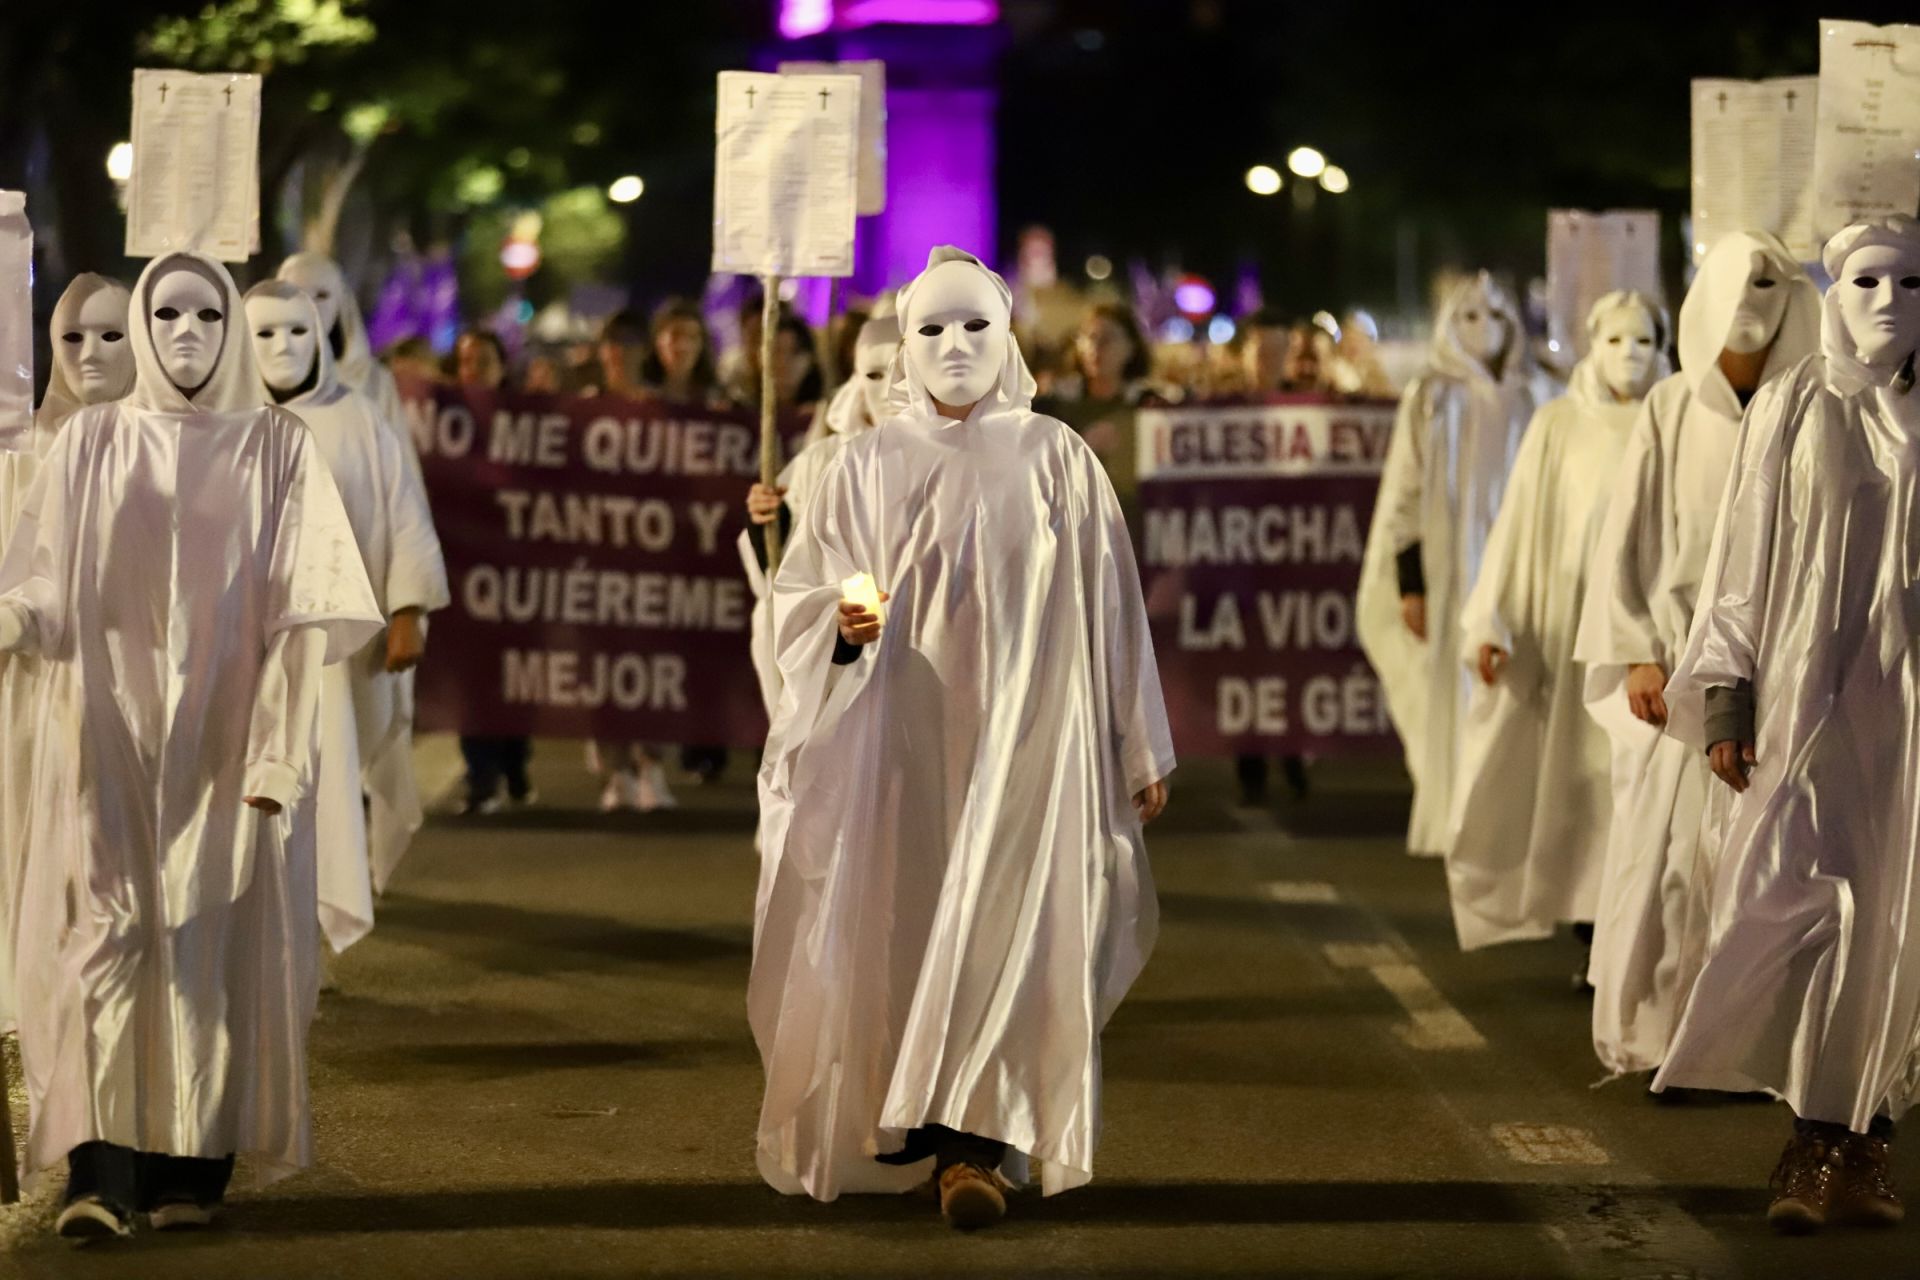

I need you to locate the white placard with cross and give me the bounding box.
[1546,210,1663,361]
[1690,76,1818,264]
[712,71,862,279]
[125,69,263,263]
[778,59,887,216]
[1813,19,1920,244]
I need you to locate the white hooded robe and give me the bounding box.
[1654,220,1920,1129]
[1446,348,1652,950]
[1357,274,1535,855]
[0,252,380,1178]
[1579,232,1821,1076]
[251,283,450,946]
[0,275,134,1032]
[750,248,1174,1201]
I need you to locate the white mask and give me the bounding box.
[1723,252,1790,355]
[148,263,227,393]
[854,338,895,425]
[1593,305,1660,400]
[279,256,342,332]
[1834,242,1920,367]
[55,287,131,402]
[245,292,320,394]
[904,261,1008,411]
[1453,301,1508,365]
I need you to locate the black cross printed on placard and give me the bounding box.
[1717,90,1728,112]
[224,85,233,106]
[1784,88,1798,111]
[158,81,170,103]
[746,85,757,108]
[818,86,831,109]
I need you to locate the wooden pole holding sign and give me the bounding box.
[760,276,784,572]
[0,1034,20,1203]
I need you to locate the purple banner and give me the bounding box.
[400,377,806,745]
[1136,395,1401,757]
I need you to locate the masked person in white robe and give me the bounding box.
[246,282,449,947]
[276,251,420,480]
[751,247,1174,1230]
[1578,232,1820,1078]
[0,251,380,1240]
[1653,216,1920,1234]
[1357,272,1534,855]
[1447,292,1668,953]
[0,275,133,1034]
[741,301,899,713]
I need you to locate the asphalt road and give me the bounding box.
[1,742,1913,1278]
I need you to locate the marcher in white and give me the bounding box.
[276,251,419,477]
[0,274,133,1033]
[1656,216,1920,1234]
[741,300,899,713]
[246,281,449,942]
[1580,232,1820,1077]
[1357,272,1534,855]
[751,247,1173,1230]
[0,251,380,1240]
[1448,291,1668,952]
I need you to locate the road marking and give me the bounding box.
[1490,1123,1612,1167]
[1321,941,1404,969]
[1261,880,1340,904]
[1373,963,1489,1050]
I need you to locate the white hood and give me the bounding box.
[1675,231,1820,418]
[244,279,346,410]
[1818,214,1920,398]
[35,273,134,433]
[885,246,1037,422]
[278,250,382,391]
[127,252,267,415]
[1564,289,1672,408]
[1426,271,1530,391]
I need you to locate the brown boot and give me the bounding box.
[938,1162,1007,1230]
[1768,1135,1843,1233]
[1835,1134,1904,1228]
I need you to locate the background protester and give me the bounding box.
[729,296,823,414]
[637,296,725,407]
[1036,301,1166,504]
[452,327,536,816]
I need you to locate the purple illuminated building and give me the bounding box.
[774,0,1003,296]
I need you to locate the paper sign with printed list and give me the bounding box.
[0,192,30,455]
[713,71,861,278]
[1690,77,1818,263]
[779,60,887,215]
[1546,210,1662,360]
[1813,19,1920,243]
[125,69,262,262]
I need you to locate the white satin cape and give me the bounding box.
[1356,274,1534,855]
[0,251,380,1178]
[1445,359,1640,949]
[750,334,1173,1199]
[1654,335,1920,1127]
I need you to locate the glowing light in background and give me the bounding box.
[1287,146,1327,180]
[500,241,541,276]
[1244,164,1282,196]
[781,0,998,35]
[1311,310,1342,341]
[1172,277,1216,317]
[608,175,645,204]
[779,0,832,37]
[1161,317,1195,343]
[1085,253,1113,281]
[1207,315,1237,345]
[1319,164,1350,195]
[106,142,133,182]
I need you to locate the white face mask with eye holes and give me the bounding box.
[1724,253,1791,355]
[904,262,1009,411]
[1834,242,1920,368]
[1593,305,1660,401]
[245,293,321,395]
[279,257,342,332]
[1452,300,1508,365]
[55,288,132,402]
[148,265,227,393]
[854,338,896,426]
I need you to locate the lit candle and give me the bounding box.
[841,572,886,624]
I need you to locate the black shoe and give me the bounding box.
[56,1196,132,1242]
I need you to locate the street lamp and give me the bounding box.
[1287,147,1326,180]
[106,142,133,183]
[1319,165,1350,195]
[608,175,645,204]
[1245,164,1283,196]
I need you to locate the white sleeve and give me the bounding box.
[245,626,328,804]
